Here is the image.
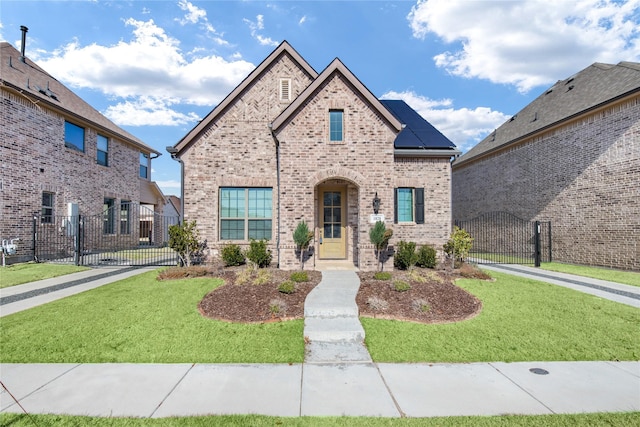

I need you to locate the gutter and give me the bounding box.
[268,123,282,268]
[394,148,461,158]
[166,146,184,225]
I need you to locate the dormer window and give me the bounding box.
[279,78,291,102]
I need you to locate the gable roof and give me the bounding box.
[173,40,317,154]
[271,57,402,134]
[380,99,457,150]
[0,42,158,155]
[454,61,640,167]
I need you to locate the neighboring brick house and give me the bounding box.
[170,41,459,271]
[1,38,164,263]
[452,62,640,271]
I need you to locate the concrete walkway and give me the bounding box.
[1,264,639,418]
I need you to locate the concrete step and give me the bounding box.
[304,316,365,342]
[305,341,372,363]
[304,303,359,318]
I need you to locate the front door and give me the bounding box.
[319,188,346,259]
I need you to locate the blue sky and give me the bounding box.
[2,0,639,197]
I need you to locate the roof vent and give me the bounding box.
[19,26,28,63]
[567,85,575,92]
[509,115,517,122]
[532,112,538,122]
[565,77,574,85]
[545,89,553,95]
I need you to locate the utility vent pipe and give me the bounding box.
[20,26,28,63]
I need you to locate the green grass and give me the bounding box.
[0,270,304,363]
[0,262,90,288]
[540,262,640,287]
[0,412,638,427]
[362,271,640,363]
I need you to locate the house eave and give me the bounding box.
[394,148,461,158]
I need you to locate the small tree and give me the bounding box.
[168,220,207,267]
[443,226,473,268]
[369,221,393,271]
[293,220,314,270]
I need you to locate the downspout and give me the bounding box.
[269,124,281,268]
[166,146,184,226]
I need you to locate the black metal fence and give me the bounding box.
[33,203,180,266]
[454,212,551,266]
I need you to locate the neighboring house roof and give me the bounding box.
[454,61,640,167]
[271,57,403,134]
[174,40,318,154]
[380,99,457,150]
[167,195,182,217]
[0,42,158,155]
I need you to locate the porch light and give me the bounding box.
[373,192,380,214]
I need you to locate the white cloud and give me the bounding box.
[299,15,307,26]
[33,18,255,125]
[408,0,640,93]
[176,0,207,25]
[244,15,279,46]
[382,90,510,153]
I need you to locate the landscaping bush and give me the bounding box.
[373,271,392,281]
[245,239,272,268]
[290,271,308,282]
[411,298,431,313]
[444,226,474,268]
[269,298,287,316]
[416,244,437,268]
[168,220,207,266]
[220,243,245,267]
[394,240,417,270]
[277,281,296,294]
[392,280,411,292]
[366,296,389,311]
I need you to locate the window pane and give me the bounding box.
[120,201,130,234]
[41,192,54,224]
[103,198,115,234]
[97,135,108,151]
[97,150,108,166]
[248,188,272,219]
[221,219,244,240]
[397,188,413,222]
[139,153,148,179]
[324,224,332,239]
[221,188,245,218]
[332,207,341,223]
[248,220,272,240]
[65,121,85,152]
[323,208,332,223]
[333,224,341,238]
[330,110,343,142]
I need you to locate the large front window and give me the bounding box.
[220,188,272,240]
[65,121,85,152]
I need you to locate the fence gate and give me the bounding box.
[454,212,551,266]
[33,203,180,266]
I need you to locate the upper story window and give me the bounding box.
[139,152,149,179]
[279,78,291,102]
[97,134,109,166]
[41,192,54,224]
[65,121,85,152]
[329,110,343,142]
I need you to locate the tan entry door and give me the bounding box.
[319,188,346,259]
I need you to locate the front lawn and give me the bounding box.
[0,270,305,363]
[362,271,640,363]
[1,262,90,288]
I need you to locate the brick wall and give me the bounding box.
[453,95,640,271]
[1,90,145,263]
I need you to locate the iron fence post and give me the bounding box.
[534,220,541,267]
[74,214,82,266]
[32,213,37,262]
[548,222,552,262]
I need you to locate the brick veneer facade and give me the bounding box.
[1,90,156,263]
[452,94,640,271]
[180,46,454,271]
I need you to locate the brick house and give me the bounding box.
[452,62,640,271]
[170,41,460,270]
[1,38,164,263]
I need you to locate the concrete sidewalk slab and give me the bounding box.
[378,363,550,417]
[300,363,399,417]
[0,364,79,411]
[492,361,640,414]
[3,363,192,418]
[153,364,302,418]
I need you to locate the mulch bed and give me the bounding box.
[166,263,490,324]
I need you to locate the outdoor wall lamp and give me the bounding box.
[372,192,380,214]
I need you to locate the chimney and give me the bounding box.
[20,26,28,63]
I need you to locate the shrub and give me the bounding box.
[246,239,272,268]
[416,245,437,269]
[394,241,417,270]
[408,269,427,283]
[220,243,245,267]
[411,298,431,313]
[293,220,314,270]
[373,271,392,281]
[290,271,308,282]
[369,221,393,271]
[444,226,474,268]
[278,281,296,294]
[366,296,389,311]
[168,220,207,267]
[253,269,272,285]
[235,267,253,285]
[269,298,287,316]
[392,280,411,292]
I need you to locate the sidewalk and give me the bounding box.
[1,265,639,418]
